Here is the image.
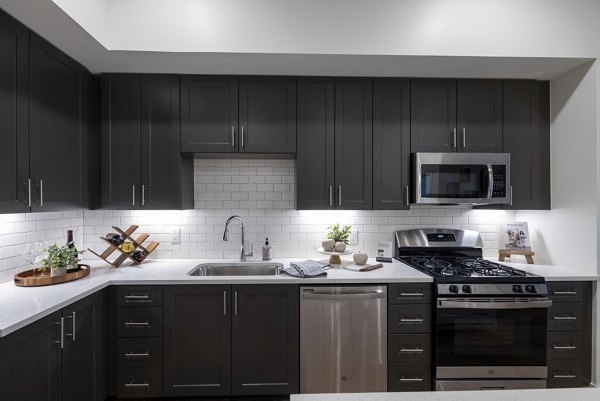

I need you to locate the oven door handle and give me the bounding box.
[438,299,553,309]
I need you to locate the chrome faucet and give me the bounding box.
[223,215,253,262]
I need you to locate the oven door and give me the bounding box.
[436,297,551,380]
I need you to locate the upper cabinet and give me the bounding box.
[101,74,193,210]
[411,79,502,153]
[181,76,296,154]
[503,80,550,210]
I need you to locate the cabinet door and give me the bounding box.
[101,74,141,209]
[140,75,191,209]
[410,79,457,152]
[232,285,299,395]
[296,78,335,210]
[0,311,63,401]
[62,291,107,401]
[334,78,373,210]
[373,79,411,210]
[239,76,296,153]
[29,33,89,212]
[181,75,238,152]
[163,285,231,397]
[503,80,550,210]
[457,79,503,153]
[0,10,29,213]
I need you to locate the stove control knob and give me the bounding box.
[449,285,459,294]
[525,285,537,294]
[512,284,523,293]
[461,285,472,294]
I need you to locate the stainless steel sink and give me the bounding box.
[188,262,284,276]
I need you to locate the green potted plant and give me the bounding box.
[326,223,352,252]
[41,243,85,276]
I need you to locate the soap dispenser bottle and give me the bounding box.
[262,238,273,260]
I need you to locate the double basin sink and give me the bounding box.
[188,262,284,276]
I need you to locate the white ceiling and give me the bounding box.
[0,0,596,77]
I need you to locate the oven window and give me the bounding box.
[437,307,547,367]
[420,164,488,198]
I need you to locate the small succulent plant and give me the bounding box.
[326,223,352,244]
[41,242,85,270]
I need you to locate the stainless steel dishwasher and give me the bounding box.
[300,286,387,393]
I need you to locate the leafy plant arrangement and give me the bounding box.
[41,243,85,271]
[326,223,352,244]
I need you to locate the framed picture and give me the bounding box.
[503,222,531,250]
[376,241,393,257]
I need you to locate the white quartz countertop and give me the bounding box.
[291,388,600,401]
[0,256,596,337]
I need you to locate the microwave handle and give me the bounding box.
[487,164,493,198]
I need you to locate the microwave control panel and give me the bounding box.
[491,165,507,198]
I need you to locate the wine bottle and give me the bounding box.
[106,233,124,246]
[133,250,146,262]
[67,230,74,247]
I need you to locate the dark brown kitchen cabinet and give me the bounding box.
[0,291,106,401]
[180,75,238,152]
[373,79,411,210]
[411,79,502,153]
[163,285,299,398]
[101,74,193,210]
[296,78,335,209]
[335,78,373,209]
[503,80,550,210]
[0,9,29,213]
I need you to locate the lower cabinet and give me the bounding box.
[163,284,299,397]
[0,291,106,401]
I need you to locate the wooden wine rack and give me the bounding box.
[88,225,159,267]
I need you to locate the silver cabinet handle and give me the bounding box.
[124,294,151,300]
[329,185,333,206]
[452,128,457,150]
[223,291,227,316]
[400,318,424,323]
[125,352,151,358]
[241,126,245,148]
[553,374,576,379]
[231,126,235,147]
[338,185,342,206]
[65,311,76,341]
[141,185,145,206]
[552,345,576,350]
[125,382,150,388]
[55,317,65,349]
[553,291,577,296]
[552,316,577,321]
[27,178,32,207]
[510,185,513,206]
[234,291,238,316]
[400,292,424,297]
[399,377,423,382]
[400,347,424,353]
[132,185,136,206]
[462,127,466,149]
[124,321,151,327]
[39,179,43,207]
[404,185,410,206]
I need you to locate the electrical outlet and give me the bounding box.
[349,230,359,245]
[171,228,181,244]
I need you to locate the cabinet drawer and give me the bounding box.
[388,334,431,364]
[117,338,163,368]
[388,283,431,304]
[117,308,163,337]
[548,303,583,332]
[117,286,163,307]
[116,367,162,398]
[547,282,583,303]
[388,304,431,334]
[388,363,432,392]
[547,360,584,388]
[547,331,582,360]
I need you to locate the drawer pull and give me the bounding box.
[124,382,151,388]
[552,345,576,350]
[400,292,424,297]
[399,377,423,382]
[124,321,151,327]
[400,347,424,353]
[552,316,577,321]
[125,294,151,300]
[553,291,577,296]
[125,351,151,358]
[400,318,424,323]
[552,374,576,379]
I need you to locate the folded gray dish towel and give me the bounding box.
[283,260,333,278]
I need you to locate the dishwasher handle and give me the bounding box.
[302,291,386,301]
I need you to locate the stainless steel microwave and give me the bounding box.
[414,153,511,205]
